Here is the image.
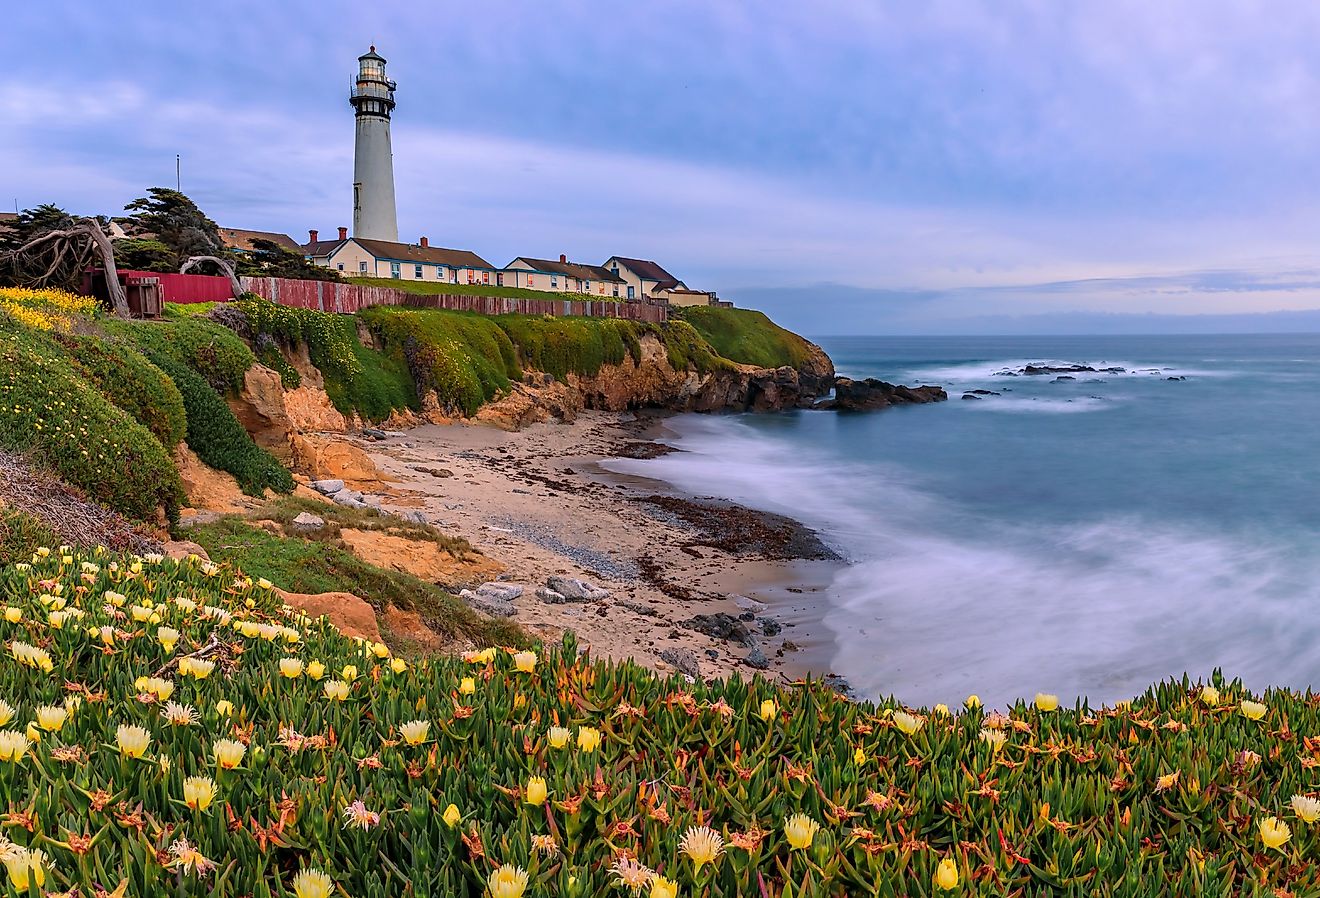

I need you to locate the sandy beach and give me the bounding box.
[347,411,844,684]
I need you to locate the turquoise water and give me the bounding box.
[608,334,1320,707]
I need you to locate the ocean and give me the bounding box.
[605,334,1320,708]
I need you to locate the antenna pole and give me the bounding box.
[176,155,181,192]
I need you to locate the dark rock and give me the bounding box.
[683,612,753,646]
[1167,376,1186,381]
[659,647,701,678]
[705,649,720,660]
[966,389,1000,396]
[362,428,388,440]
[618,600,660,617]
[829,377,948,412]
[1022,364,1096,376]
[615,442,679,460]
[781,640,799,652]
[961,394,982,400]
[1053,375,1076,382]
[760,618,782,637]
[737,611,755,622]
[745,646,770,669]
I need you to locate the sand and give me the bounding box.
[346,411,843,685]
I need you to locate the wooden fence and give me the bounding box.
[239,277,669,322]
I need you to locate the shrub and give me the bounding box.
[145,353,293,496]
[0,286,98,331]
[104,316,255,394]
[53,332,187,449]
[0,325,182,522]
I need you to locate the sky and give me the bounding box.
[6,1,1320,334]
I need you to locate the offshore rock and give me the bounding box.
[821,378,948,412]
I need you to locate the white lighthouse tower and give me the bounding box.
[349,46,399,242]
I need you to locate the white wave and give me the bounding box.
[961,395,1115,414]
[900,358,1229,384]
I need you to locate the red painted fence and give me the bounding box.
[92,270,236,304]
[238,277,669,323]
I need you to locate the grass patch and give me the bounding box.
[674,306,815,369]
[494,315,640,380]
[253,495,475,556]
[103,316,255,394]
[0,319,182,523]
[0,509,59,565]
[349,275,624,302]
[187,517,523,648]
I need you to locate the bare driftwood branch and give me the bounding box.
[180,254,242,299]
[0,219,127,316]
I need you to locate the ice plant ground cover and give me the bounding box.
[0,552,1317,896]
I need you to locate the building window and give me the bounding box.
[390,262,401,279]
[550,275,558,289]
[437,266,446,279]
[627,285,634,300]
[613,286,619,297]
[482,271,490,284]
[337,263,345,271]
[414,264,423,278]
[527,275,534,287]
[359,261,368,273]
[583,280,590,292]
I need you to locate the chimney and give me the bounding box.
[308,229,319,243]
[338,226,348,240]
[560,253,567,263]
[420,236,429,247]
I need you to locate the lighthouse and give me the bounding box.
[349,46,399,242]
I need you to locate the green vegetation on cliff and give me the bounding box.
[350,275,609,302]
[676,305,817,370]
[0,317,183,522]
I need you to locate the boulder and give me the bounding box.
[309,479,345,495]
[475,582,524,602]
[276,588,380,642]
[961,394,982,400]
[745,646,770,669]
[536,587,568,604]
[290,511,325,532]
[683,612,754,646]
[659,647,702,679]
[546,575,611,602]
[826,378,948,412]
[162,540,209,562]
[760,618,782,637]
[331,489,367,509]
[460,589,518,618]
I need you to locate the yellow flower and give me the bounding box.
[3,608,20,624]
[514,650,537,673]
[464,647,497,664]
[1034,693,1060,712]
[324,680,349,701]
[189,658,216,680]
[577,726,603,754]
[305,661,326,680]
[1,847,46,891]
[443,803,462,828]
[785,813,820,850]
[651,876,678,898]
[341,665,358,682]
[678,824,725,872]
[370,641,391,659]
[1199,685,1220,704]
[1155,771,1181,792]
[137,677,174,701]
[1291,794,1320,824]
[257,578,273,590]
[853,747,867,765]
[184,775,217,811]
[279,657,304,679]
[933,703,950,716]
[1241,699,1267,721]
[0,702,14,728]
[1260,816,1291,850]
[964,694,981,709]
[116,724,151,758]
[213,738,247,770]
[487,864,529,898]
[0,731,31,762]
[157,626,180,653]
[893,711,924,735]
[758,699,777,722]
[35,705,66,732]
[459,677,476,695]
[979,728,1007,752]
[934,857,960,890]
[547,726,571,749]
[390,657,407,674]
[399,719,430,746]
[215,700,234,717]
[292,868,334,898]
[525,776,548,806]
